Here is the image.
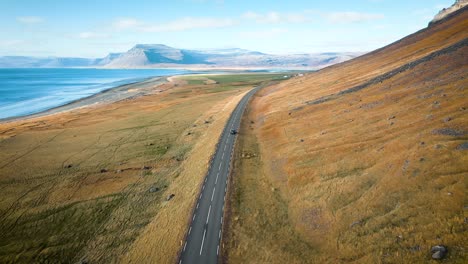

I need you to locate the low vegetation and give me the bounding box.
[0,73,288,263]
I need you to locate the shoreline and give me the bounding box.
[0,76,169,124]
[0,70,296,124]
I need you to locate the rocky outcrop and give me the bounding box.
[430,0,468,24]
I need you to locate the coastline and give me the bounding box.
[0,70,292,124]
[0,76,169,124]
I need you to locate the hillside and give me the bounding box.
[0,45,359,69]
[224,6,467,263]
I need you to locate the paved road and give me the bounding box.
[179,86,260,264]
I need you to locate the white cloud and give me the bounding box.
[113,18,143,30]
[16,16,44,25]
[242,11,309,24]
[324,12,384,23]
[239,28,288,38]
[77,32,109,39]
[112,17,235,32]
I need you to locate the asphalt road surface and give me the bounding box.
[179,86,260,264]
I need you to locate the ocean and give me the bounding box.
[0,68,190,119]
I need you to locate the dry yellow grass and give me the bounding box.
[224,10,468,264]
[0,73,285,263]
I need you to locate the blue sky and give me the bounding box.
[0,0,453,57]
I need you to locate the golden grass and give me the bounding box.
[0,74,283,263]
[223,11,468,264]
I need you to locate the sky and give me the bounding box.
[0,0,454,57]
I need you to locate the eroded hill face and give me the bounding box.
[225,8,467,263]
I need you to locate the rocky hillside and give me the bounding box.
[224,5,467,263]
[431,0,468,24]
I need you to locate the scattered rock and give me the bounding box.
[149,187,159,193]
[460,107,466,111]
[447,192,453,196]
[300,139,304,142]
[388,115,396,120]
[187,132,192,135]
[100,168,108,173]
[455,142,468,150]
[350,220,362,228]
[390,122,394,126]
[204,120,210,124]
[434,144,443,149]
[193,124,197,127]
[432,128,466,136]
[320,131,327,135]
[431,245,447,260]
[241,152,257,159]
[419,157,425,162]
[142,166,152,170]
[166,194,175,201]
[250,120,255,124]
[443,117,452,122]
[409,245,421,252]
[116,169,123,173]
[165,146,169,150]
[65,164,73,168]
[420,141,425,146]
[433,101,440,105]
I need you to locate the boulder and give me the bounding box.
[431,245,447,260]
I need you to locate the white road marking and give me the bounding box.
[217,245,219,255]
[211,187,216,201]
[184,241,187,251]
[200,193,203,199]
[221,216,223,224]
[200,229,207,255]
[179,260,182,264]
[219,163,222,170]
[224,144,227,151]
[202,184,205,190]
[215,172,219,184]
[221,152,225,160]
[193,214,196,221]
[189,226,192,234]
[219,229,221,239]
[206,205,211,224]
[197,202,199,209]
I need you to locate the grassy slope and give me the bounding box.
[0,73,285,263]
[224,9,467,264]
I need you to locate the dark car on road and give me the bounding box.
[230,129,237,135]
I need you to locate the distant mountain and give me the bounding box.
[0,45,362,69]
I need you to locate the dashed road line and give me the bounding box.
[211,187,216,202]
[206,205,211,224]
[200,229,207,255]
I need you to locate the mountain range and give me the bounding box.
[0,44,360,69]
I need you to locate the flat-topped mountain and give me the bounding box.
[0,45,360,69]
